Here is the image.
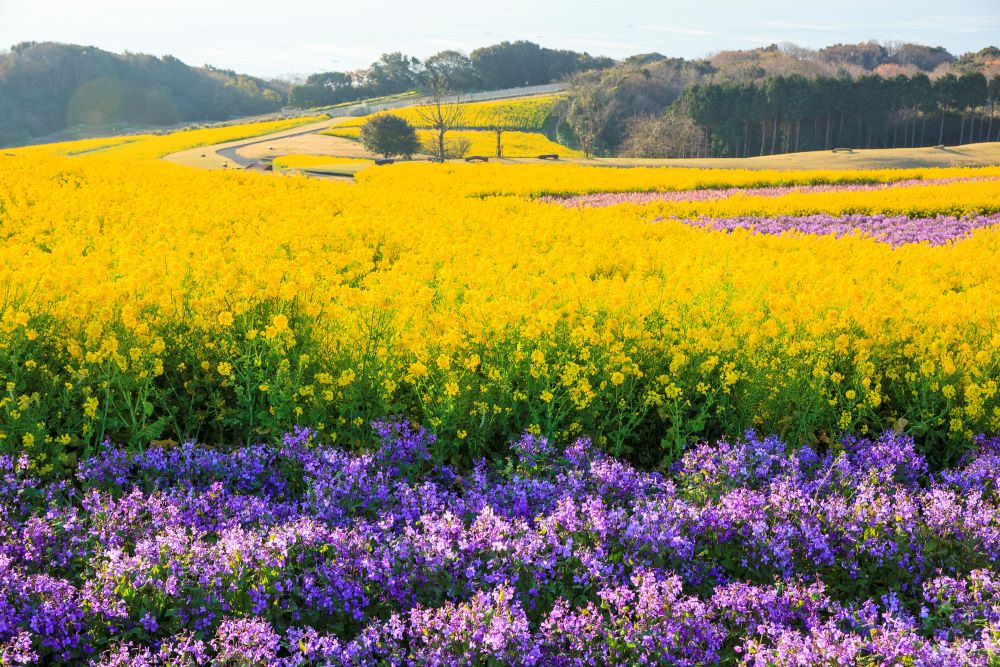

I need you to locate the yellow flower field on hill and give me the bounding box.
[331,95,562,131]
[272,154,374,169]
[1,129,1000,476]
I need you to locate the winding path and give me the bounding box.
[162,82,569,171]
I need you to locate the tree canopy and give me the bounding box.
[360,114,420,158]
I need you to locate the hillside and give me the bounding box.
[0,42,287,147]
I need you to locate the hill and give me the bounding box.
[0,42,287,147]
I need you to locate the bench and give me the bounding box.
[831,148,853,154]
[538,153,560,160]
[933,144,946,150]
[428,157,445,163]
[374,158,395,166]
[465,155,489,163]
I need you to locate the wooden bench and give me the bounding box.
[428,157,445,163]
[538,153,560,160]
[831,148,854,154]
[374,158,395,166]
[465,155,489,163]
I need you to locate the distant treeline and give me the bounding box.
[562,43,1000,158]
[0,39,611,147]
[677,72,1000,157]
[0,42,287,147]
[288,41,613,108]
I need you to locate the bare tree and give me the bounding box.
[619,113,704,158]
[415,79,463,161]
[565,76,613,158]
[484,102,518,158]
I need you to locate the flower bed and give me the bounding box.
[673,212,1000,246]
[541,176,995,208]
[4,422,1000,665]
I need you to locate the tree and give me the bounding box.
[566,76,614,158]
[360,114,419,158]
[484,102,518,157]
[366,52,419,96]
[619,112,703,158]
[934,74,961,144]
[415,81,462,161]
[423,51,480,91]
[988,75,1000,141]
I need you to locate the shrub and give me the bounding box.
[360,114,420,158]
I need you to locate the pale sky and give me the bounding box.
[2,0,998,80]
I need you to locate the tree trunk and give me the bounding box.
[892,120,898,148]
[959,114,967,145]
[495,128,502,158]
[795,119,802,153]
[771,116,779,154]
[825,113,832,150]
[760,120,767,156]
[921,117,927,147]
[939,113,946,145]
[988,101,994,142]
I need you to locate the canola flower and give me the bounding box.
[2,147,1000,474]
[10,115,327,161]
[3,424,1000,664]
[4,114,1000,666]
[327,94,562,132]
[325,126,579,157]
[271,154,373,170]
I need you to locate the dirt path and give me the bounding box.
[162,116,360,170]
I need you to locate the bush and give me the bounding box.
[360,114,420,158]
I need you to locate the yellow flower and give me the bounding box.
[217,362,233,377]
[610,372,625,386]
[218,311,234,327]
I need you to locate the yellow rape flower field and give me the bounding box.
[332,95,562,131]
[325,126,580,158]
[2,120,1000,477]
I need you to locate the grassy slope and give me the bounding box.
[575,143,1000,170]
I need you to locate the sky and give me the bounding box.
[1,0,998,80]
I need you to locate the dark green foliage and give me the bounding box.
[360,114,420,158]
[671,71,999,158]
[288,40,614,109]
[0,42,286,147]
[469,41,613,90]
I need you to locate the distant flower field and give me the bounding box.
[324,126,579,157]
[4,118,1000,663]
[330,94,562,132]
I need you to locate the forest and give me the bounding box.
[0,42,287,146]
[563,44,1000,157]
